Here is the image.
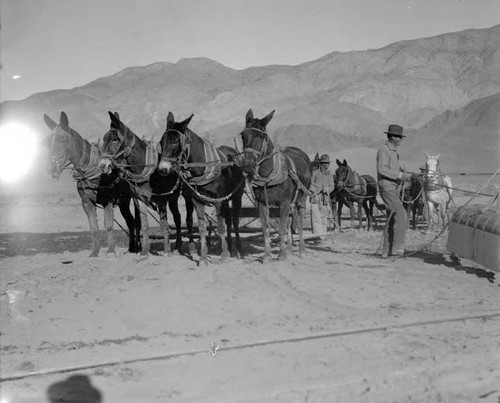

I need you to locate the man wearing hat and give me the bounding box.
[310,153,335,234]
[376,124,411,258]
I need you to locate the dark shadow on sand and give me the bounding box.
[47,374,103,403]
[408,250,496,283]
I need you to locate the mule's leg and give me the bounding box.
[231,194,243,258]
[223,200,234,258]
[439,202,447,232]
[349,201,357,229]
[158,202,172,256]
[286,212,293,254]
[337,199,343,231]
[278,203,292,261]
[119,199,139,253]
[138,200,150,256]
[404,203,411,229]
[426,200,435,232]
[357,202,363,230]
[168,198,182,252]
[296,201,306,256]
[194,202,209,265]
[362,200,371,231]
[103,201,117,256]
[368,199,375,231]
[82,200,100,257]
[259,203,272,263]
[183,195,196,256]
[216,201,230,261]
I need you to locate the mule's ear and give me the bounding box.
[180,114,194,132]
[425,152,430,159]
[109,110,119,123]
[343,159,347,166]
[436,153,441,159]
[167,111,175,128]
[43,114,57,130]
[60,111,69,131]
[336,159,342,167]
[260,109,275,128]
[245,109,254,124]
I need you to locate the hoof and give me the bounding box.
[137,254,149,262]
[89,251,99,258]
[262,255,272,264]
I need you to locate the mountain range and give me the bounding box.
[1,24,499,174]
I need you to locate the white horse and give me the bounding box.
[424,153,453,232]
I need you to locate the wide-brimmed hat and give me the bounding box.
[384,124,405,137]
[319,154,330,163]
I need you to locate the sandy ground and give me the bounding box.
[1,173,499,403]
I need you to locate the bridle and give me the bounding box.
[157,128,191,167]
[48,126,89,171]
[48,128,72,172]
[425,158,440,183]
[100,127,136,165]
[335,166,352,190]
[237,127,270,165]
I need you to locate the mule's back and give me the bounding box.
[282,146,312,189]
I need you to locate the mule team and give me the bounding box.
[43,110,452,263]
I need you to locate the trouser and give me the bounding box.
[380,189,407,255]
[311,196,332,234]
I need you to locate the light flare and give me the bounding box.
[0,122,39,183]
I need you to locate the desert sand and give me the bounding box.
[1,171,499,403]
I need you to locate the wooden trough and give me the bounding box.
[447,202,500,272]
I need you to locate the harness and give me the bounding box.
[337,168,368,198]
[238,127,311,207]
[101,128,157,184]
[72,143,101,182]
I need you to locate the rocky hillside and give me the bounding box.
[1,24,499,173]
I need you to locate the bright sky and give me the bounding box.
[1,0,499,101]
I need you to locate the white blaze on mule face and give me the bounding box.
[158,159,173,173]
[99,157,113,175]
[0,122,38,183]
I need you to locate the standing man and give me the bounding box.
[376,124,411,258]
[310,154,335,234]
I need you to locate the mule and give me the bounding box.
[157,112,245,265]
[43,111,140,257]
[333,159,380,231]
[238,109,311,262]
[424,153,453,232]
[99,111,195,257]
[401,174,426,230]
